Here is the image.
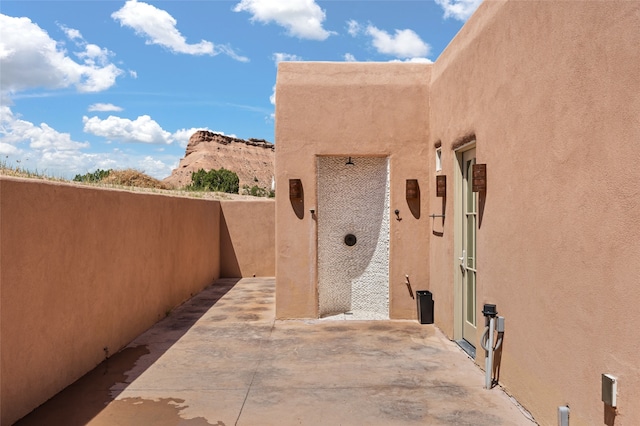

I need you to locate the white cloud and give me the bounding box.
[59,24,82,41]
[129,70,138,79]
[82,116,217,149]
[0,141,20,156]
[76,43,111,65]
[269,84,276,106]
[389,57,433,64]
[0,14,123,93]
[83,115,173,145]
[173,127,211,148]
[1,106,89,151]
[173,128,239,148]
[38,149,101,176]
[343,53,357,62]
[112,0,248,61]
[88,103,123,112]
[435,0,482,21]
[234,0,334,41]
[347,19,361,37]
[0,105,99,177]
[365,25,430,59]
[139,155,173,178]
[273,52,303,66]
[0,105,183,180]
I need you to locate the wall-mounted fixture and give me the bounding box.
[472,164,487,192]
[394,209,402,221]
[344,234,357,246]
[602,374,617,407]
[436,175,446,198]
[406,179,419,200]
[558,406,570,426]
[289,179,302,200]
[346,157,354,166]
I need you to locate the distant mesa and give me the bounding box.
[163,130,275,191]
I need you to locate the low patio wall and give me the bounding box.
[0,177,274,424]
[220,200,275,278]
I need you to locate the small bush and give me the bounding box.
[73,169,111,183]
[188,168,239,194]
[242,184,275,198]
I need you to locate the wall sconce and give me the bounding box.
[472,164,486,192]
[406,179,419,200]
[289,179,302,200]
[436,175,446,198]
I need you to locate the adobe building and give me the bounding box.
[275,1,640,425]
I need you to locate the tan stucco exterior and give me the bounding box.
[428,2,640,424]
[275,62,432,319]
[0,177,275,424]
[220,200,275,278]
[275,1,640,424]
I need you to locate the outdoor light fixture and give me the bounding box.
[472,164,487,192]
[436,175,446,198]
[346,157,354,166]
[289,179,302,200]
[602,374,617,407]
[406,179,419,200]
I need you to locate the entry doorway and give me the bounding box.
[455,147,477,353]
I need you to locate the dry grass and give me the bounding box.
[100,169,168,189]
[0,163,264,201]
[0,161,65,181]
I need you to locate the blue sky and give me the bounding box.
[0,0,479,180]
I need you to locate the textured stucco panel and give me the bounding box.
[317,157,389,319]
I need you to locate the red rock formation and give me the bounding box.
[163,130,275,191]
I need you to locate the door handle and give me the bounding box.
[459,249,466,273]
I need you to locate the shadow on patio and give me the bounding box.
[15,278,241,426]
[16,278,535,426]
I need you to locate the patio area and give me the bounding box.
[16,278,536,425]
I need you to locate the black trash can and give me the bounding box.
[416,290,434,324]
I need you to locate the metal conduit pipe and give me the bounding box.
[481,323,504,352]
[481,304,505,389]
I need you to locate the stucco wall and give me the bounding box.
[220,199,275,278]
[275,62,431,319]
[429,1,640,424]
[0,177,221,425]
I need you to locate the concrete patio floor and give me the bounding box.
[16,278,537,426]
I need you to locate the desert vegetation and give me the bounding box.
[242,184,275,198]
[1,162,274,199]
[74,169,169,189]
[188,168,239,193]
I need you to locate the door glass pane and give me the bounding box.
[466,214,475,269]
[466,159,476,213]
[466,271,476,325]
